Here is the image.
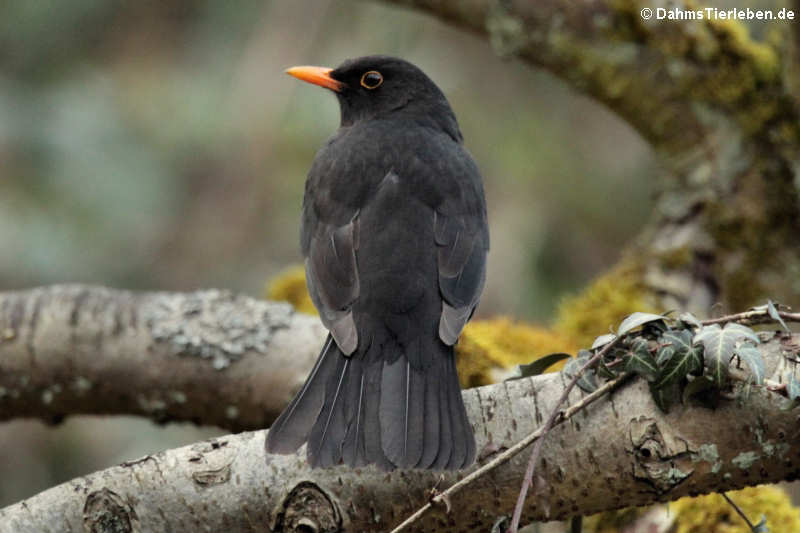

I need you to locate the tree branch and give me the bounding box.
[0,285,326,430]
[2,333,798,532]
[385,0,800,315]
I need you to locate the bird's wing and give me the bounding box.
[435,208,488,345]
[301,200,360,355]
[431,149,489,346]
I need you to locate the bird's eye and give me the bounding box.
[360,71,383,90]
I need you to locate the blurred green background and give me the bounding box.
[0,0,656,506]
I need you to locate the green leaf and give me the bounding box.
[735,345,765,385]
[657,330,703,385]
[623,338,659,381]
[767,300,789,332]
[618,312,666,336]
[654,334,703,389]
[656,345,675,365]
[663,329,695,353]
[723,323,760,344]
[591,333,617,350]
[597,360,617,379]
[678,312,702,329]
[694,323,759,386]
[512,352,572,379]
[563,351,598,393]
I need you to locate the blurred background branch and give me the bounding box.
[387,0,800,315]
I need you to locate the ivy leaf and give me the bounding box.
[734,345,765,385]
[663,329,695,353]
[597,360,617,379]
[678,312,702,329]
[767,300,789,332]
[618,312,667,336]
[693,323,759,386]
[656,345,675,365]
[654,331,703,389]
[723,323,760,344]
[623,338,659,382]
[511,353,572,379]
[666,329,702,367]
[591,333,617,350]
[563,350,598,393]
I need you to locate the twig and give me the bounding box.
[389,352,629,533]
[701,309,800,326]
[507,337,624,533]
[728,367,784,394]
[721,492,758,529]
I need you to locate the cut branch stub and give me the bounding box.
[628,416,693,494]
[274,481,341,533]
[83,488,139,533]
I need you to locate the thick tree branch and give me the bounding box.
[386,0,800,315]
[2,334,798,532]
[0,285,326,430]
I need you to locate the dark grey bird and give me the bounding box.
[265,55,488,470]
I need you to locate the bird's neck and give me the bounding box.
[339,100,462,143]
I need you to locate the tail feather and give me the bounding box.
[445,353,475,469]
[417,358,441,469]
[341,357,366,466]
[307,356,350,467]
[430,356,453,469]
[265,336,337,454]
[379,355,425,468]
[362,359,394,469]
[265,332,475,471]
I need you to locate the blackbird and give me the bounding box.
[265,56,489,470]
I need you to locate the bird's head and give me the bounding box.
[286,55,461,140]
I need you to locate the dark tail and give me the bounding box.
[265,334,475,470]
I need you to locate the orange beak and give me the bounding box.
[286,66,344,92]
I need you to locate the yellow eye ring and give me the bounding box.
[360,71,383,89]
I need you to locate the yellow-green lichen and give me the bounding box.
[266,265,316,315]
[456,318,578,387]
[586,486,800,532]
[554,262,658,348]
[670,486,800,533]
[706,16,780,82]
[584,506,649,533]
[657,245,693,271]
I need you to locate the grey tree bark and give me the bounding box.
[0,285,326,431]
[1,328,798,532]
